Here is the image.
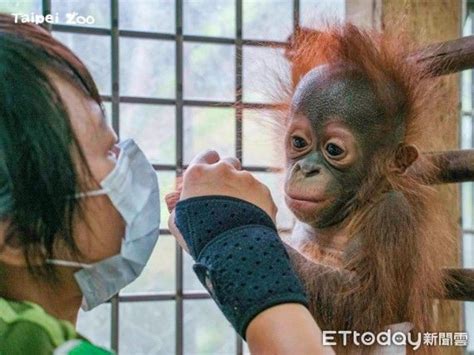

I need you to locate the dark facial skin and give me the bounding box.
[284,64,405,229]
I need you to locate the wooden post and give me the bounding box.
[347,0,463,352]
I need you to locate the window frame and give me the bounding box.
[39,0,472,353]
[41,0,301,353]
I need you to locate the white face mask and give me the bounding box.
[47,139,160,311]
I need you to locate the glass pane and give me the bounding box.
[184,43,235,101]
[102,101,112,126]
[120,0,175,33]
[243,46,289,103]
[121,235,175,294]
[120,38,175,98]
[462,70,472,113]
[463,233,474,268]
[461,116,474,230]
[157,171,178,227]
[183,107,235,164]
[120,104,176,165]
[462,182,474,230]
[76,303,111,349]
[461,115,473,149]
[463,233,474,353]
[466,301,474,353]
[120,301,175,354]
[243,109,282,167]
[254,172,294,230]
[184,300,235,354]
[0,0,41,14]
[184,0,235,38]
[300,0,345,29]
[184,250,206,291]
[53,32,111,95]
[51,0,109,28]
[243,0,292,41]
[462,16,472,112]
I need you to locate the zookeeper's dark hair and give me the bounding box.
[0,13,102,279]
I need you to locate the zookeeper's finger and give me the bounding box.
[189,149,220,166]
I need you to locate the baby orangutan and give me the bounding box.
[277,24,454,354]
[166,24,466,354]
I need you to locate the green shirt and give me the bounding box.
[0,297,113,355]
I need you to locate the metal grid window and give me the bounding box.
[31,0,344,353]
[3,0,471,354]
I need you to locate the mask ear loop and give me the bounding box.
[46,259,93,269]
[73,189,109,199]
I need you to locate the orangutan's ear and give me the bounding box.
[392,144,419,174]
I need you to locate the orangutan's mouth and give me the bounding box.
[285,193,329,212]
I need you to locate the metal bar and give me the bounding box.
[120,97,233,107]
[41,0,52,31]
[186,33,234,44]
[110,295,119,353]
[111,0,120,135]
[117,291,210,302]
[120,29,175,40]
[175,1,184,354]
[184,99,233,107]
[242,39,287,47]
[159,226,291,236]
[101,95,279,109]
[51,24,286,47]
[235,1,244,353]
[293,0,300,30]
[152,163,281,172]
[115,96,175,105]
[52,24,110,35]
[152,163,178,170]
[235,0,243,164]
[110,0,120,352]
[160,228,287,237]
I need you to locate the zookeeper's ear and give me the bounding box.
[0,222,30,267]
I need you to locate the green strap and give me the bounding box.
[0,298,75,347]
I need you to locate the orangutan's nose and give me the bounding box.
[298,159,321,177]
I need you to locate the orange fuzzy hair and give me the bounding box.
[279,24,442,151]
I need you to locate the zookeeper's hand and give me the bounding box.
[164,150,308,340]
[167,149,277,219]
[165,149,277,252]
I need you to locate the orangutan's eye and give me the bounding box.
[325,143,345,157]
[292,136,308,150]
